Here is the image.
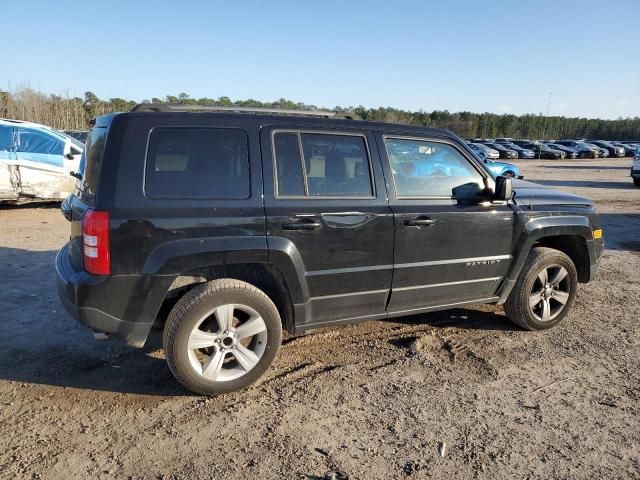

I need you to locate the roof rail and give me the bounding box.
[130,103,357,119]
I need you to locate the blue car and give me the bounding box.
[484,159,520,177]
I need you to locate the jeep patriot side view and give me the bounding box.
[56,105,603,395]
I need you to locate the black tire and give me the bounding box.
[503,171,515,177]
[504,247,578,330]
[578,152,587,159]
[163,278,282,395]
[634,177,640,187]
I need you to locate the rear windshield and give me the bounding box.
[78,126,108,200]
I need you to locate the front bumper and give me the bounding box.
[55,243,169,347]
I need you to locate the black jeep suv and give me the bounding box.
[56,105,603,395]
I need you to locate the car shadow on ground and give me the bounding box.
[531,179,636,190]
[0,245,517,396]
[0,200,61,210]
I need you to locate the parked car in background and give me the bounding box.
[0,119,83,202]
[544,143,578,159]
[500,142,535,159]
[494,138,515,144]
[554,140,600,158]
[585,143,608,158]
[632,150,640,186]
[589,140,625,157]
[610,142,637,157]
[482,142,518,160]
[467,142,499,159]
[63,130,89,143]
[517,141,565,159]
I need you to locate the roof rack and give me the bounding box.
[130,103,357,119]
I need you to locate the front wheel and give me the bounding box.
[163,279,282,395]
[504,247,578,330]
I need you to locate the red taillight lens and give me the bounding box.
[82,209,111,275]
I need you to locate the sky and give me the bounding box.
[2,0,639,119]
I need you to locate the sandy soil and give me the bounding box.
[0,158,638,479]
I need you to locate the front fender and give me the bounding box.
[497,214,596,303]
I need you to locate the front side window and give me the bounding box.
[145,127,249,199]
[273,132,373,197]
[16,128,64,155]
[384,138,485,198]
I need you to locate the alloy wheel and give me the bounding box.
[528,264,571,322]
[186,303,268,382]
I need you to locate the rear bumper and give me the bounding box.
[56,243,171,347]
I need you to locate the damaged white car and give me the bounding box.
[0,119,83,202]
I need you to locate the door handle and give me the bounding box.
[404,216,436,227]
[282,219,322,230]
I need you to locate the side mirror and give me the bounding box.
[494,175,513,201]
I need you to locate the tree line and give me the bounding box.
[1,86,638,140]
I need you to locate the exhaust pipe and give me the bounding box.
[93,331,110,341]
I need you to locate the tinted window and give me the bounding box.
[0,126,13,151]
[145,128,249,199]
[16,128,63,155]
[273,132,373,197]
[302,134,372,197]
[385,138,484,198]
[79,126,108,199]
[274,132,305,196]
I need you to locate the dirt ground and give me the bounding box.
[1,158,639,480]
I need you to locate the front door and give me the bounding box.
[377,134,515,315]
[261,126,394,329]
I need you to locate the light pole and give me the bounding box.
[540,92,553,143]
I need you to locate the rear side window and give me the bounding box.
[273,131,373,197]
[145,127,249,199]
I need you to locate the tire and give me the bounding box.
[634,177,640,187]
[504,247,578,330]
[503,171,515,177]
[163,278,282,395]
[578,152,587,159]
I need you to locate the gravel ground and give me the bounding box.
[0,158,638,479]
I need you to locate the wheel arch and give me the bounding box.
[497,215,596,303]
[158,263,297,334]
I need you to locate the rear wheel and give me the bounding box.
[504,247,577,330]
[578,152,587,159]
[163,279,282,395]
[634,177,640,187]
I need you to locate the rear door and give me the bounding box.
[378,134,515,315]
[0,125,18,200]
[261,126,394,328]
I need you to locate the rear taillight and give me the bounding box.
[82,209,111,275]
